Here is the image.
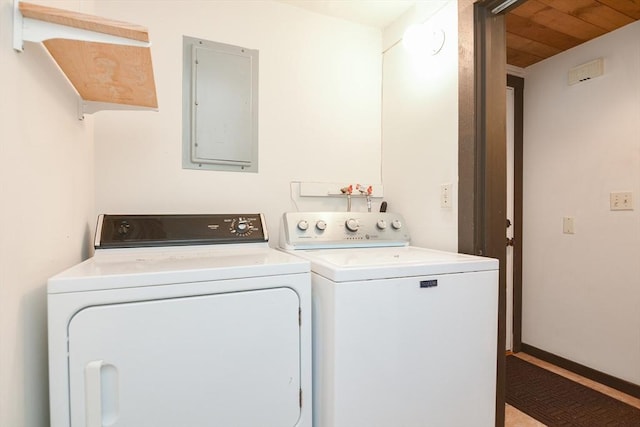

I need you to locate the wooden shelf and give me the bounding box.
[14,1,158,118]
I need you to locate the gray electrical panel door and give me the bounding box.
[183,37,258,172]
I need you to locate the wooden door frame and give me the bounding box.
[458,1,526,426]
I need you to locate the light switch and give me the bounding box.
[610,192,633,210]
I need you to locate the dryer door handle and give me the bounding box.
[85,360,119,427]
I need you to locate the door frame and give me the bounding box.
[458,1,526,426]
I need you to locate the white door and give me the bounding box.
[506,86,515,351]
[68,287,301,427]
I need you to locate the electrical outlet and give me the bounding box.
[440,183,452,208]
[563,217,575,234]
[610,192,633,211]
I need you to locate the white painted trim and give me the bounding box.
[507,64,526,78]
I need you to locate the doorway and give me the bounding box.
[506,85,514,351]
[457,1,513,426]
[506,74,524,353]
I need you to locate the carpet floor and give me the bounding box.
[506,355,640,426]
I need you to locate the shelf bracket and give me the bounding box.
[77,100,158,121]
[12,0,23,51]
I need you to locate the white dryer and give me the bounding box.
[48,214,311,427]
[280,211,499,427]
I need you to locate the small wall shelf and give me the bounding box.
[14,1,158,119]
[298,182,384,198]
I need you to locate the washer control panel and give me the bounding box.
[96,213,268,248]
[280,212,410,249]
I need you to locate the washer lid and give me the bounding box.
[288,246,498,282]
[48,245,310,294]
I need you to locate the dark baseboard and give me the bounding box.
[519,343,640,399]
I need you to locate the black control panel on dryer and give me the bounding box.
[95,214,268,248]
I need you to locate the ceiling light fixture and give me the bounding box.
[402,24,445,56]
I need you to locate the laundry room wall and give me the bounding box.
[92,0,383,239]
[522,21,640,384]
[0,1,95,426]
[381,0,458,251]
[0,1,461,425]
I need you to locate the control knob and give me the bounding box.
[316,220,327,231]
[297,220,309,231]
[391,219,403,230]
[117,221,130,236]
[345,218,359,232]
[235,218,251,234]
[376,219,387,230]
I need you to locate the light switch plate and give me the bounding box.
[610,192,633,210]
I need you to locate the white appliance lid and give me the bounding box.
[287,246,498,282]
[48,245,310,294]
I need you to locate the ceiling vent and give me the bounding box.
[568,58,604,85]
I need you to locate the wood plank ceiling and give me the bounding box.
[506,0,640,68]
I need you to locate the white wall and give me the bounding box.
[522,21,640,383]
[0,1,95,426]
[0,1,461,425]
[92,0,383,238]
[381,0,458,251]
[2,1,382,424]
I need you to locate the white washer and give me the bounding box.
[280,211,499,427]
[48,214,311,427]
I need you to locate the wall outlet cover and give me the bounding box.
[563,216,575,234]
[440,183,452,208]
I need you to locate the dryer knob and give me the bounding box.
[345,218,359,232]
[297,220,309,231]
[234,219,251,234]
[391,219,402,230]
[316,220,327,231]
[117,221,130,236]
[377,219,387,230]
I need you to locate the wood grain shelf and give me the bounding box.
[14,1,158,119]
